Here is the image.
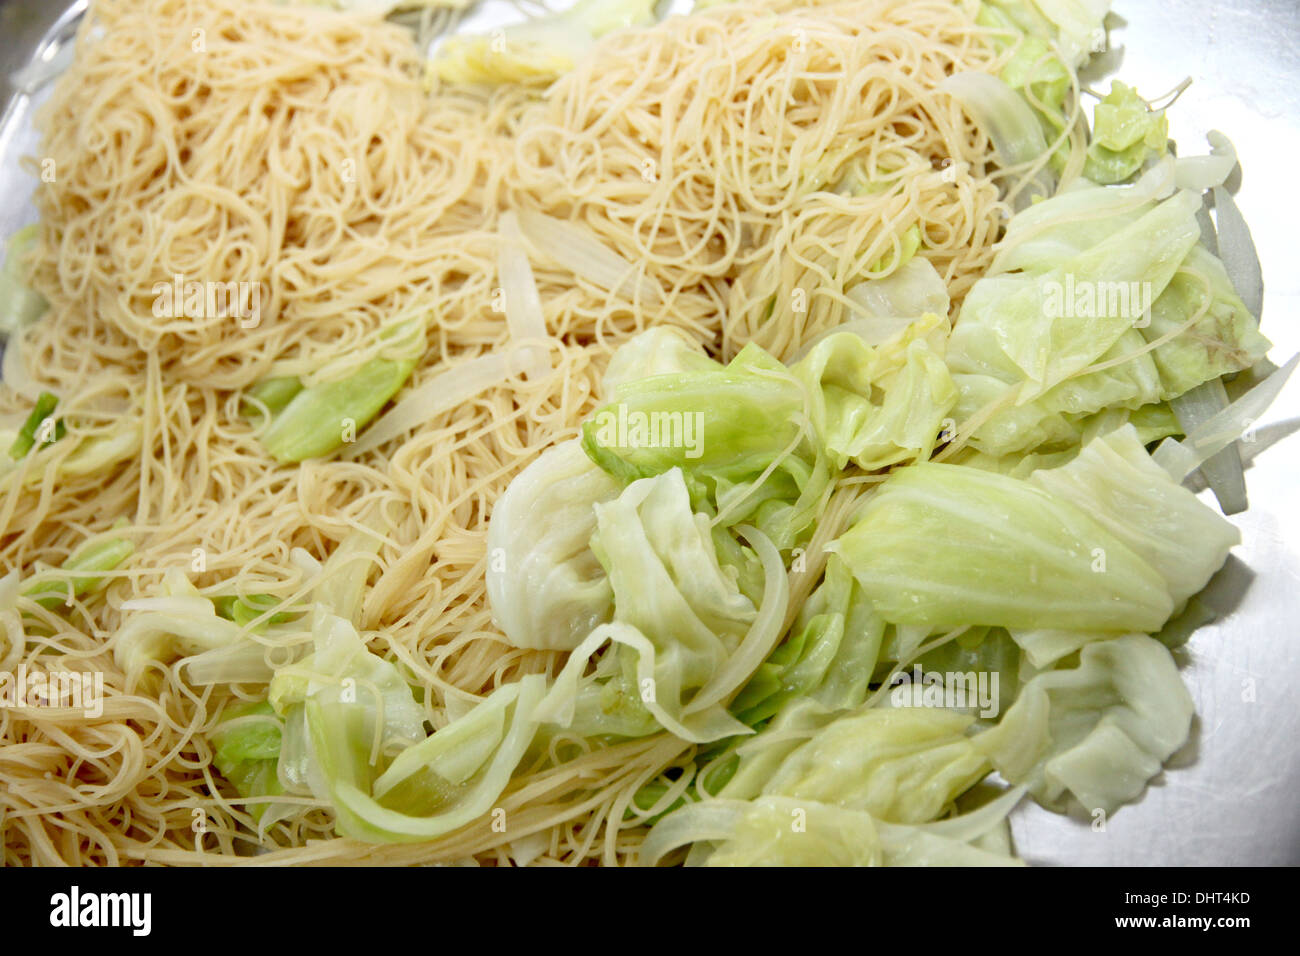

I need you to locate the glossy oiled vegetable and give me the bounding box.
[258,357,417,463]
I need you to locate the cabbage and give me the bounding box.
[0,225,47,336]
[582,340,828,550]
[710,698,841,801]
[749,707,991,825]
[911,626,1022,716]
[1141,244,1269,397]
[259,355,418,463]
[974,634,1193,815]
[431,0,658,86]
[268,610,426,748]
[310,674,545,843]
[840,256,951,326]
[949,190,1201,402]
[949,182,1270,457]
[267,608,545,843]
[1026,424,1238,607]
[583,342,804,485]
[21,532,134,611]
[485,440,621,650]
[972,0,1110,182]
[210,701,293,828]
[112,571,250,690]
[989,160,1177,276]
[0,417,141,490]
[995,424,1238,666]
[534,469,788,743]
[980,0,1111,71]
[601,327,721,397]
[730,555,883,726]
[640,787,1026,867]
[828,461,1175,633]
[790,318,958,471]
[1084,82,1169,184]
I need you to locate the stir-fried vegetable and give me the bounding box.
[430,0,659,85]
[8,391,64,460]
[0,225,47,336]
[30,0,1286,868]
[258,356,418,463]
[23,532,135,610]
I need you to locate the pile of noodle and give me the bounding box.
[0,0,1029,865]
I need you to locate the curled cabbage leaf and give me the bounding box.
[485,439,621,650]
[535,468,788,743]
[974,634,1193,815]
[791,316,958,471]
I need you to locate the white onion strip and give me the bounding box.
[516,207,662,304]
[343,350,517,458]
[1155,354,1299,482]
[497,210,551,380]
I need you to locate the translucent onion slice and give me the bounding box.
[1211,184,1264,320]
[342,350,516,458]
[497,210,551,379]
[181,642,278,686]
[1170,380,1247,515]
[516,207,662,304]
[940,72,1055,210]
[1155,354,1299,483]
[1174,130,1237,191]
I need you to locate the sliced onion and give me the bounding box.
[793,316,915,363]
[343,350,516,458]
[684,524,788,715]
[1211,184,1264,320]
[940,72,1055,210]
[181,642,277,686]
[497,210,550,379]
[508,831,552,867]
[1170,380,1247,515]
[1155,353,1299,483]
[638,800,747,867]
[1195,191,1219,252]
[516,207,662,304]
[1174,130,1237,191]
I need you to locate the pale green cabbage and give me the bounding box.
[534,468,787,743]
[828,461,1175,633]
[975,634,1193,814]
[485,439,621,651]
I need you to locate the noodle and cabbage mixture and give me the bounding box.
[0,0,1285,866]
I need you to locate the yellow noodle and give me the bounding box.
[0,0,1013,866]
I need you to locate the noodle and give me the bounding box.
[0,0,1015,866]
